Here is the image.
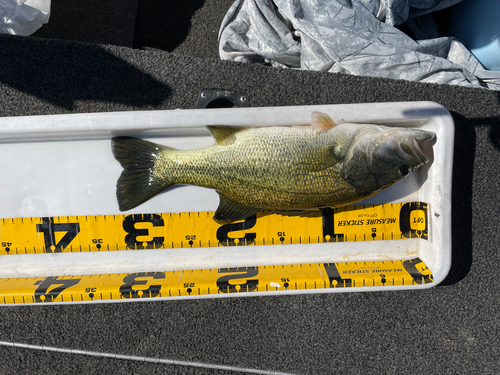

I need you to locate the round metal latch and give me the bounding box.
[197,90,250,108]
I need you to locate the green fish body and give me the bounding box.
[112,112,434,222]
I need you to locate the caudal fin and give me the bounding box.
[111,136,176,211]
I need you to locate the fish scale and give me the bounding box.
[159,126,355,209]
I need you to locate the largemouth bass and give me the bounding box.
[112,112,434,223]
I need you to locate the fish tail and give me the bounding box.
[111,136,176,211]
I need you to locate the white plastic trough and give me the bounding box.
[0,102,454,300]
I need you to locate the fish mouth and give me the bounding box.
[398,129,435,166]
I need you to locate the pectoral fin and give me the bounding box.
[213,193,260,223]
[301,145,344,172]
[207,125,247,144]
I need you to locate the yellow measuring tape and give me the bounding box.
[0,259,433,305]
[0,202,431,304]
[0,202,428,254]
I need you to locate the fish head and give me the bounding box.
[340,125,435,194]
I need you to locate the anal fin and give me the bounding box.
[213,193,260,224]
[267,209,318,217]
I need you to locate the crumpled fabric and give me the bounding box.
[0,0,50,36]
[219,0,500,90]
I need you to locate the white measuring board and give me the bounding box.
[0,102,454,303]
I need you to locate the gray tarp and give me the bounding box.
[219,0,500,90]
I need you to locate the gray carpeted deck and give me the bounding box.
[0,1,499,374]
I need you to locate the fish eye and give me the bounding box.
[399,165,410,176]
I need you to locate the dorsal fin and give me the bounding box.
[206,125,247,144]
[311,111,337,132]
